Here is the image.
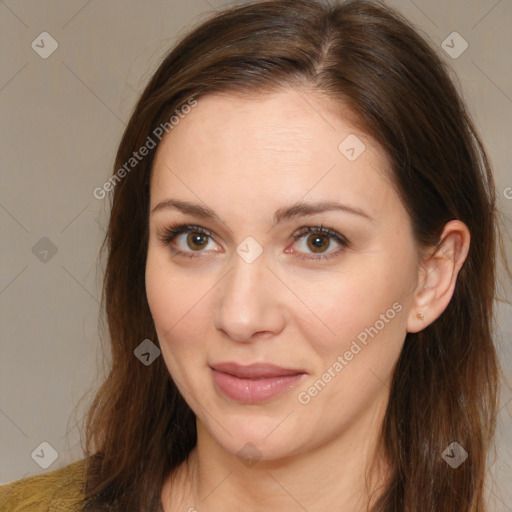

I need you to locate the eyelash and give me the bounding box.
[157,223,350,261]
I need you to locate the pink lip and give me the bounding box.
[210,362,307,403]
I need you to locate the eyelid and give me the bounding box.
[292,225,350,246]
[158,224,214,245]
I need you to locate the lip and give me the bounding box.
[211,362,306,379]
[210,362,307,403]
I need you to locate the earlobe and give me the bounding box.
[407,220,470,333]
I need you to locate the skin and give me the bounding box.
[145,88,470,512]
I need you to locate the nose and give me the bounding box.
[212,252,286,343]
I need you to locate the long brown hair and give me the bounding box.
[80,1,501,510]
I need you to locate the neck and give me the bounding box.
[162,397,392,512]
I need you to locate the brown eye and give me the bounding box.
[186,232,209,251]
[291,225,350,261]
[306,233,331,253]
[159,224,218,258]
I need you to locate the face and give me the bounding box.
[146,88,420,462]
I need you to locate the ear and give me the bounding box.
[407,220,470,333]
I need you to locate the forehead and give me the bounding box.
[149,88,396,220]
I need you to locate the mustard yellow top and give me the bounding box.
[0,459,87,512]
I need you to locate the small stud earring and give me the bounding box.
[417,312,425,321]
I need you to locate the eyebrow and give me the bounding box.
[150,199,374,226]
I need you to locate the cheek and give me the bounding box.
[291,259,411,422]
[146,267,216,400]
[290,253,413,360]
[145,251,211,359]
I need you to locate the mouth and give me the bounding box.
[210,362,308,403]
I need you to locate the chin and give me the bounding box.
[205,413,306,463]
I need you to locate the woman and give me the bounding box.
[0,0,503,510]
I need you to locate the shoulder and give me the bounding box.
[0,458,87,512]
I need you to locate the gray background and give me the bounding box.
[1,0,511,509]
